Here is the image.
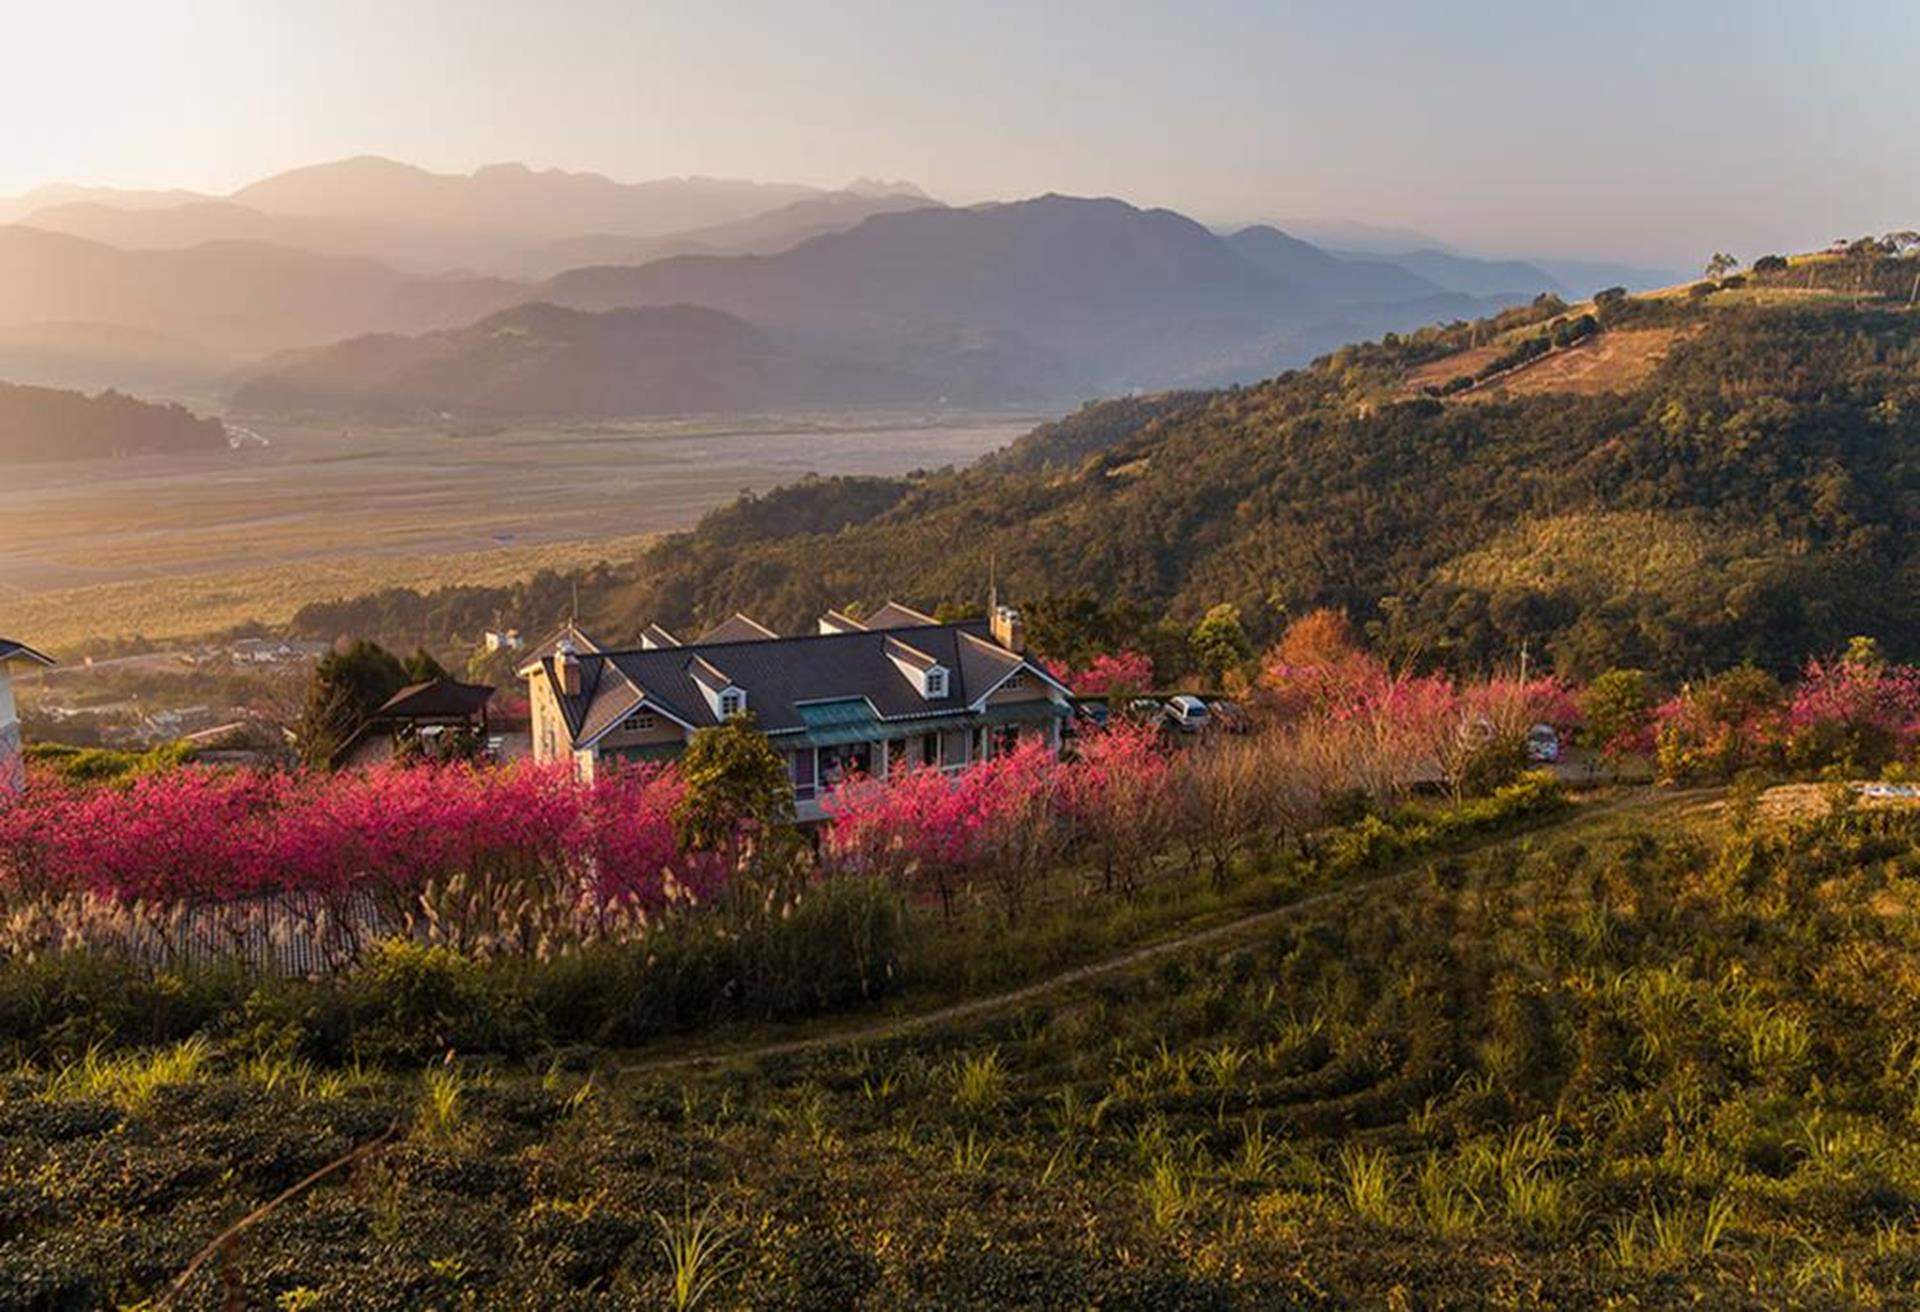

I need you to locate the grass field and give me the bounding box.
[0,410,1034,651]
[6,787,1916,1306]
[1402,327,1686,401]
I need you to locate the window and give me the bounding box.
[619,712,656,733]
[719,689,745,717]
[1002,673,1027,692]
[924,668,948,698]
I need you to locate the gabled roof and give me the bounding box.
[697,613,778,643]
[884,635,941,672]
[818,609,867,634]
[541,619,1070,748]
[0,639,54,668]
[864,601,941,630]
[639,623,681,649]
[515,621,599,677]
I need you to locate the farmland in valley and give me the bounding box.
[0,411,1033,652]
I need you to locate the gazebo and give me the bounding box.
[330,677,495,769]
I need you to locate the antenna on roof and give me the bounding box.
[570,579,579,623]
[988,552,998,620]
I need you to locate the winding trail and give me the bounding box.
[616,787,1696,1079]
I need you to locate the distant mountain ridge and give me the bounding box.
[229,302,932,419]
[229,194,1531,415]
[0,157,1653,407]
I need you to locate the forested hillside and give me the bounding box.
[0,380,225,460]
[291,285,1919,681]
[594,293,1917,679]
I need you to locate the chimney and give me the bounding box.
[555,639,581,697]
[991,604,1025,654]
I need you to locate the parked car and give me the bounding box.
[1164,695,1211,733]
[1526,723,1561,763]
[1125,697,1164,723]
[1072,700,1110,731]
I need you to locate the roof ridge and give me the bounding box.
[593,618,986,661]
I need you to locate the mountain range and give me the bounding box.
[0,156,1675,417]
[230,195,1530,413]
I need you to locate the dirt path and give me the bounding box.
[616,788,1693,1079]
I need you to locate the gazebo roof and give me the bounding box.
[373,678,494,721]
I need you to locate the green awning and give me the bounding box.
[791,699,1063,748]
[796,699,888,748]
[978,701,1070,725]
[607,742,682,763]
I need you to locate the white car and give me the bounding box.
[1526,723,1561,763]
[1165,695,1211,732]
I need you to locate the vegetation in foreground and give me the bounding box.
[1,797,1915,1307]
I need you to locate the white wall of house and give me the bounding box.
[0,664,23,796]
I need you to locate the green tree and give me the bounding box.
[295,639,412,766]
[1188,603,1252,685]
[1704,252,1739,280]
[672,713,797,873]
[1581,668,1655,756]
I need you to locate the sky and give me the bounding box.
[4,0,1916,265]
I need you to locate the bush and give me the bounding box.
[346,940,537,1064]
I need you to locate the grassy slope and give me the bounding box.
[7,792,1917,1307]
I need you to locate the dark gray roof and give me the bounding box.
[884,635,939,671]
[0,639,53,667]
[545,620,1065,746]
[374,678,494,720]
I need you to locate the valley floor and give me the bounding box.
[0,410,1034,649]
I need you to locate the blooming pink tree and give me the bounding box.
[0,760,731,953]
[1785,651,1920,770]
[1069,650,1155,699]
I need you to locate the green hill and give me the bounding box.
[589,287,1917,678]
[288,273,1920,680]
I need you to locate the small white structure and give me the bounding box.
[0,639,55,797]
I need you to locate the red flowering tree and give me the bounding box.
[1785,649,1920,770]
[1069,649,1155,700]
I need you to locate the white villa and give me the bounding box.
[522,602,1072,819]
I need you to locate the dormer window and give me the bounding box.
[719,688,746,717]
[924,668,949,699]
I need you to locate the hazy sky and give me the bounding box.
[6,1,1916,263]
